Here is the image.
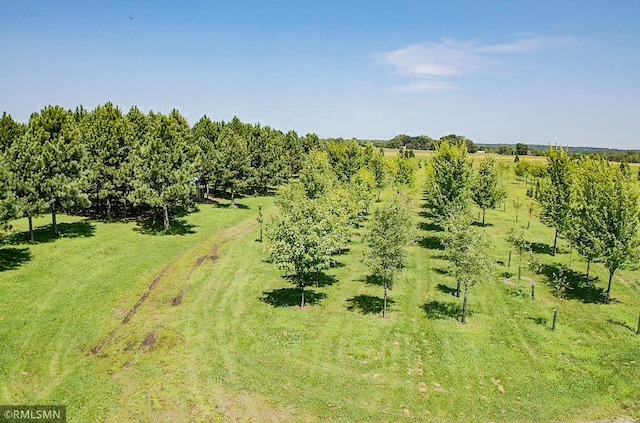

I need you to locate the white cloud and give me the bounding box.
[377,36,574,90]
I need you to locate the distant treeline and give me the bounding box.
[355,135,640,163]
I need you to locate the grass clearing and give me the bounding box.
[1,169,639,422]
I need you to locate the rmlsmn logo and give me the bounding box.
[0,405,66,422]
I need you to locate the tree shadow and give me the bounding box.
[436,283,458,296]
[346,294,395,315]
[0,247,32,271]
[362,274,386,288]
[539,263,609,304]
[530,242,553,256]
[421,300,464,320]
[283,273,338,288]
[5,221,95,245]
[471,222,494,227]
[260,287,326,307]
[418,236,444,250]
[434,268,449,276]
[134,218,196,236]
[418,220,443,233]
[212,200,250,210]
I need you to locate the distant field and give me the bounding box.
[1,169,639,422]
[382,148,548,163]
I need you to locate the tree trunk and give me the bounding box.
[51,209,58,236]
[28,215,34,243]
[508,250,512,267]
[551,308,558,331]
[106,198,112,221]
[552,229,559,256]
[377,190,381,202]
[206,183,210,200]
[568,245,573,268]
[461,282,469,324]
[230,188,236,207]
[259,225,263,243]
[606,269,615,303]
[163,206,171,232]
[518,251,522,280]
[383,283,388,319]
[300,280,305,309]
[482,208,486,226]
[515,210,519,222]
[456,280,461,298]
[123,199,128,219]
[531,284,535,300]
[527,218,531,230]
[586,260,591,280]
[636,313,640,335]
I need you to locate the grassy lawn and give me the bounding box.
[1,168,639,422]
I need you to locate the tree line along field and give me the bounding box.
[1,107,640,422]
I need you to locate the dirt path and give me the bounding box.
[91,216,260,355]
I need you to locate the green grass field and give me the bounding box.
[1,169,639,422]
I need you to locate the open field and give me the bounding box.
[1,169,639,422]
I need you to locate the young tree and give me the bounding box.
[350,168,376,218]
[512,197,523,222]
[391,153,417,188]
[299,150,337,199]
[266,198,338,308]
[364,195,414,318]
[426,140,473,223]
[538,146,574,256]
[442,211,493,323]
[508,229,530,281]
[368,152,387,201]
[130,110,199,231]
[567,157,607,279]
[471,156,507,226]
[593,164,640,301]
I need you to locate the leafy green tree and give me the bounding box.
[283,130,304,176]
[567,157,607,279]
[516,143,528,155]
[587,163,640,300]
[299,150,337,199]
[248,126,287,194]
[391,154,417,188]
[130,110,199,231]
[538,146,574,256]
[471,156,507,226]
[442,211,493,323]
[326,139,367,183]
[368,152,387,201]
[266,198,338,308]
[426,140,473,223]
[350,169,376,218]
[364,195,414,318]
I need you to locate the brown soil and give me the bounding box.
[141,332,157,348]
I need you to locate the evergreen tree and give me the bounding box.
[130,110,199,231]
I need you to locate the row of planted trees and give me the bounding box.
[0,105,319,236]
[425,141,640,325]
[265,141,418,314]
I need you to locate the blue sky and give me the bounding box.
[1,1,639,148]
